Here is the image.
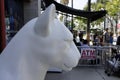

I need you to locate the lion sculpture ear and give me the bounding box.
[34,4,56,37]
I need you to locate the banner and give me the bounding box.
[81,48,96,59]
[117,23,120,29]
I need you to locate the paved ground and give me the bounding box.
[45,66,120,80]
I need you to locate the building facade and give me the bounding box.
[24,0,38,23]
[0,0,40,52]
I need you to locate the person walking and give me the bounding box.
[79,32,84,46]
[104,28,110,45]
[117,32,120,45]
[109,32,113,45]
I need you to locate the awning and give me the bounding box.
[23,0,31,2]
[43,0,107,22]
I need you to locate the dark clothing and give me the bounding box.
[105,32,110,43]
[117,36,120,45]
[73,38,77,45]
[115,54,120,60]
[109,36,113,44]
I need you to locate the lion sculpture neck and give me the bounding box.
[0,17,50,80]
[0,49,48,80]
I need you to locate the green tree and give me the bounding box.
[105,0,120,16]
[60,0,69,5]
[59,0,69,23]
[73,17,87,31]
[84,0,120,27]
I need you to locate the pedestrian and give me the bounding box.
[104,28,110,45]
[99,35,104,46]
[79,32,84,46]
[117,32,120,45]
[93,34,99,46]
[75,32,80,46]
[81,39,90,48]
[73,30,77,45]
[109,32,113,45]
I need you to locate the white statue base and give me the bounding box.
[48,67,62,72]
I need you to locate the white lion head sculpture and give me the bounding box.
[0,4,80,80]
[34,4,80,71]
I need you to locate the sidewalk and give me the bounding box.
[45,66,120,80]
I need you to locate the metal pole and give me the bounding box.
[71,0,73,31]
[103,1,106,30]
[0,0,6,53]
[104,16,106,30]
[87,0,91,41]
[38,0,41,17]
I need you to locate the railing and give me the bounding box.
[77,46,120,67]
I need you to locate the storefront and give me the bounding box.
[0,0,6,52]
[5,0,24,31]
[0,0,25,52]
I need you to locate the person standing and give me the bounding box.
[104,28,110,45]
[79,32,84,46]
[117,32,120,45]
[109,32,113,45]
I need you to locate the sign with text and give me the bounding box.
[81,48,96,59]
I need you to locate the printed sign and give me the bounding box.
[81,49,96,59]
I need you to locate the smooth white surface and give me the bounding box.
[0,4,80,80]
